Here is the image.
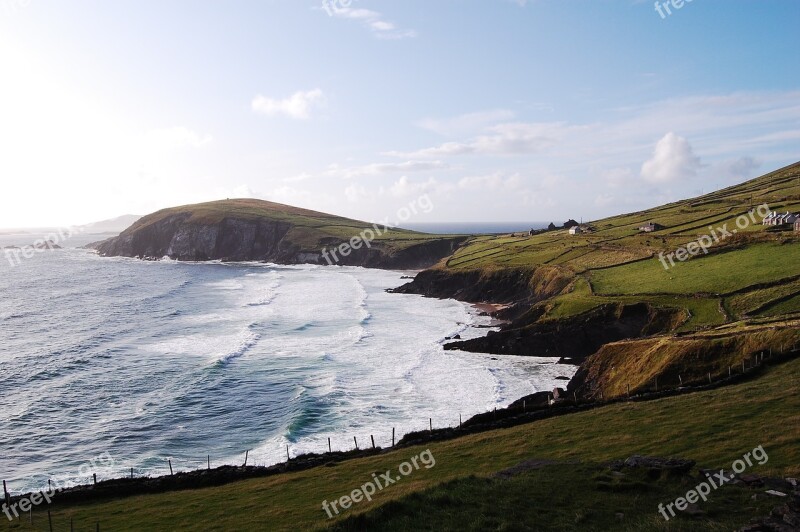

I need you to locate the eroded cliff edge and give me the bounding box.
[89,200,468,270]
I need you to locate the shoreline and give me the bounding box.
[470,302,511,327]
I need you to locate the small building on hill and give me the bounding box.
[638,221,664,233]
[763,211,799,226]
[568,226,583,235]
[547,222,557,231]
[563,219,579,229]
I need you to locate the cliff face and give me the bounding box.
[392,266,573,304]
[444,302,686,364]
[92,208,467,270]
[395,267,686,364]
[95,214,294,262]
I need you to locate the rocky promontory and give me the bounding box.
[90,199,467,270]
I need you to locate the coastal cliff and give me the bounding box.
[90,199,467,270]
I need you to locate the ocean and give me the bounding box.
[0,232,575,494]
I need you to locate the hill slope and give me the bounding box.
[397,161,800,396]
[91,199,466,269]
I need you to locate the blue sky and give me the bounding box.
[0,0,798,227]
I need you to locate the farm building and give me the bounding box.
[569,226,583,235]
[638,222,664,233]
[563,219,579,229]
[762,211,799,226]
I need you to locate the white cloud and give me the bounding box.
[457,172,523,191]
[344,183,370,202]
[388,122,583,158]
[295,160,449,180]
[601,167,636,189]
[716,156,762,181]
[416,109,515,136]
[641,132,702,183]
[145,127,212,150]
[251,89,326,120]
[594,194,615,207]
[326,7,416,39]
[388,176,438,197]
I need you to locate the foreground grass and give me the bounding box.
[332,463,777,531]
[8,357,799,531]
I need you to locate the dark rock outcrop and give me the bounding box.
[620,455,696,473]
[392,266,573,307]
[443,302,683,364]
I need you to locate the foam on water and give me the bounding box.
[0,246,577,492]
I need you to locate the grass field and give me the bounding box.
[8,356,799,531]
[441,162,800,331]
[589,241,800,296]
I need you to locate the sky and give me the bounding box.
[0,0,798,228]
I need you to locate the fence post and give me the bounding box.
[168,459,173,476]
[286,446,290,462]
[244,450,249,467]
[328,437,332,453]
[392,428,395,447]
[131,467,134,479]
[429,418,432,432]
[354,436,358,450]
[208,455,210,470]
[93,473,97,485]
[371,435,375,449]
[459,414,462,428]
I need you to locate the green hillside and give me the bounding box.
[442,162,800,327]
[123,198,455,253]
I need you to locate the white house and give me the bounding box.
[763,211,799,226]
[569,226,583,235]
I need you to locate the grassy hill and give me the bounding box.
[8,354,799,531]
[439,162,800,327]
[93,198,467,268]
[124,198,449,252]
[389,162,800,401]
